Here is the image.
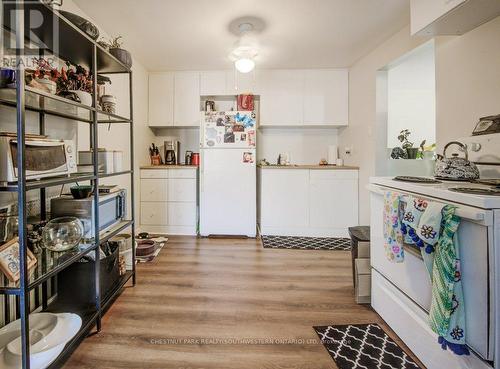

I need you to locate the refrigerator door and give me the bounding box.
[201,111,256,149]
[200,148,256,237]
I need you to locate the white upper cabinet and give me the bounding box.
[303,69,348,126]
[226,70,258,95]
[200,71,227,96]
[174,71,200,127]
[410,0,500,36]
[148,72,174,127]
[258,69,304,126]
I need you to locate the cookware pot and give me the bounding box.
[434,141,480,181]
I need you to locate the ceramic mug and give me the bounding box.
[0,69,16,88]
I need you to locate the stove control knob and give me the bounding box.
[469,143,481,152]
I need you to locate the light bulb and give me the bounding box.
[235,58,255,73]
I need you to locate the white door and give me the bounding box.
[174,71,200,127]
[260,169,309,228]
[200,71,227,95]
[226,70,258,94]
[200,148,256,237]
[258,69,304,126]
[309,171,358,231]
[148,72,174,127]
[303,69,348,126]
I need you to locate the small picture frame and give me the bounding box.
[0,237,37,283]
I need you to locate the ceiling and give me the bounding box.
[74,0,410,71]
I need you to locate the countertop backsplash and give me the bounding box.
[257,128,339,165]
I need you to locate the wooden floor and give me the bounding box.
[64,236,421,369]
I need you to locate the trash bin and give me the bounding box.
[348,226,370,285]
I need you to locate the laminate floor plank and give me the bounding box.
[63,236,421,369]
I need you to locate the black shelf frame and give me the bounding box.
[1,1,136,368]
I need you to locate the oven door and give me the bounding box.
[369,184,494,361]
[10,139,69,180]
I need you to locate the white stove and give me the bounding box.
[368,132,500,369]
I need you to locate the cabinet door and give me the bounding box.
[200,71,227,95]
[140,179,168,202]
[258,70,304,126]
[148,72,174,127]
[141,202,168,225]
[309,172,358,229]
[226,70,258,94]
[260,169,309,227]
[167,178,197,202]
[168,202,196,226]
[304,69,348,126]
[174,71,200,127]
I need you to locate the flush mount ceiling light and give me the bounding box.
[230,22,259,74]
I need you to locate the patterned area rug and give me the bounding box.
[314,324,422,369]
[261,235,351,251]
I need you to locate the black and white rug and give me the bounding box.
[261,235,351,251]
[314,324,422,369]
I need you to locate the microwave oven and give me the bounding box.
[50,190,126,238]
[0,133,77,183]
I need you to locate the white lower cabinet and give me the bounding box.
[259,168,358,237]
[140,168,197,235]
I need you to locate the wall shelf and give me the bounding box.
[1,1,137,368]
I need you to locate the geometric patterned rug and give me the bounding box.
[314,324,422,369]
[261,235,351,251]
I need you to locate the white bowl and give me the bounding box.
[0,313,82,369]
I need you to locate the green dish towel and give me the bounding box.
[388,194,469,356]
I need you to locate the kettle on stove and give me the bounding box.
[434,141,480,181]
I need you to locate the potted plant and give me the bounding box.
[398,129,419,159]
[98,36,132,69]
[56,62,94,106]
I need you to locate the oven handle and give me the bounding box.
[367,184,488,222]
[11,139,64,147]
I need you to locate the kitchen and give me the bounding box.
[0,1,500,369]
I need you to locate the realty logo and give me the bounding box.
[1,1,59,68]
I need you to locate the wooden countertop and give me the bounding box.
[140,165,198,169]
[258,164,359,170]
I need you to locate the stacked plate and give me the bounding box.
[0,313,82,369]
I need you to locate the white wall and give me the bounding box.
[435,16,500,150]
[257,128,338,165]
[64,0,154,219]
[339,16,500,225]
[387,42,436,149]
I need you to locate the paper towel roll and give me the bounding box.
[328,145,338,165]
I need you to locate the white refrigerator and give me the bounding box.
[200,111,257,237]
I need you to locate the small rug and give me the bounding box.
[261,235,351,251]
[314,324,422,369]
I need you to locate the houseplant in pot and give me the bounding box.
[391,129,419,159]
[99,36,132,69]
[56,62,94,106]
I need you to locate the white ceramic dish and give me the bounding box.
[0,312,82,369]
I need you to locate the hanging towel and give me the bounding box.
[383,192,404,262]
[384,193,469,356]
[429,205,469,355]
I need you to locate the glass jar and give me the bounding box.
[42,217,84,252]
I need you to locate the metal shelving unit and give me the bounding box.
[0,1,136,368]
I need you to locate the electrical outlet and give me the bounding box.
[344,147,352,155]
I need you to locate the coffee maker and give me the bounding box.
[164,140,179,165]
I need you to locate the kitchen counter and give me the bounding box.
[140,165,198,169]
[258,164,359,170]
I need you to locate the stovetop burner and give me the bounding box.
[449,187,500,195]
[393,176,442,184]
